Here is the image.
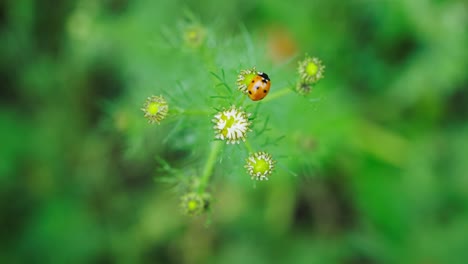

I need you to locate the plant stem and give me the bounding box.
[261,87,292,103]
[198,140,222,193]
[183,109,211,115]
[244,139,254,153]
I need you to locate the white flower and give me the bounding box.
[212,106,251,144]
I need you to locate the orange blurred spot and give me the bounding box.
[266,26,297,64]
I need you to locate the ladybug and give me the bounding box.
[247,72,271,101]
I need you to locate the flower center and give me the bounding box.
[187,30,198,41]
[253,158,269,174]
[241,72,257,86]
[221,115,236,137]
[187,200,199,211]
[147,102,159,115]
[306,62,318,76]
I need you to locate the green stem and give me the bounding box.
[261,87,292,103]
[238,94,247,107]
[183,109,211,115]
[244,139,254,153]
[198,140,223,193]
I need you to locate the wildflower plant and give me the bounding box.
[180,192,210,216]
[296,55,326,95]
[183,25,206,49]
[12,1,467,262]
[141,95,169,124]
[126,14,326,218]
[245,151,276,181]
[212,106,251,144]
[298,56,325,84]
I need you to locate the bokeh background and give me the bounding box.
[1,0,468,263]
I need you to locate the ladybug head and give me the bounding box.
[258,72,270,81]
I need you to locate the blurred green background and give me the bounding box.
[1,0,468,263]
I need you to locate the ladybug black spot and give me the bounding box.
[251,80,254,83]
[263,89,267,93]
[255,86,259,90]
[248,91,252,94]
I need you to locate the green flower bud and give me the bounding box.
[141,95,169,124]
[245,151,276,181]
